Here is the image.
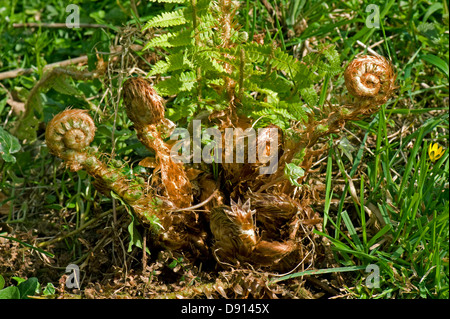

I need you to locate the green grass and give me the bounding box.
[317,111,449,298]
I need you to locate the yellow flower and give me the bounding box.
[428,143,445,162]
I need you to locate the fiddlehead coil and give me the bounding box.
[122,77,165,127]
[344,55,395,105]
[45,109,96,168]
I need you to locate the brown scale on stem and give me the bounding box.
[210,197,302,271]
[210,198,258,263]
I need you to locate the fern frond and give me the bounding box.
[248,72,293,95]
[233,44,301,76]
[300,85,318,107]
[155,71,197,96]
[195,50,226,74]
[143,30,193,49]
[281,101,309,122]
[291,62,320,91]
[269,46,301,76]
[241,43,272,64]
[249,106,291,129]
[178,71,197,91]
[151,50,195,76]
[322,45,340,68]
[196,13,216,43]
[150,60,171,76]
[316,45,341,76]
[166,98,198,122]
[302,45,341,78]
[271,107,297,121]
[143,10,187,30]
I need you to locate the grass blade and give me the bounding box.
[0,234,54,258]
[272,265,367,283]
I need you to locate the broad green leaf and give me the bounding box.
[338,136,356,163]
[18,277,39,299]
[0,286,20,299]
[0,275,5,290]
[51,75,80,96]
[0,126,21,163]
[127,219,143,252]
[13,92,42,141]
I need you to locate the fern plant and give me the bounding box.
[44,0,396,271]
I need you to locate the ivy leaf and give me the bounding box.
[0,126,21,163]
[0,286,20,299]
[42,283,56,296]
[17,277,39,299]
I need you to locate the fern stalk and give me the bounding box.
[238,48,245,101]
[190,0,203,100]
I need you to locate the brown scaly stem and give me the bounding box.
[122,77,193,208]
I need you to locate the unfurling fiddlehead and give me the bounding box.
[123,77,192,208]
[45,109,164,225]
[261,55,396,211]
[45,108,208,252]
[210,199,257,261]
[45,109,96,171]
[122,77,165,126]
[344,54,396,107]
